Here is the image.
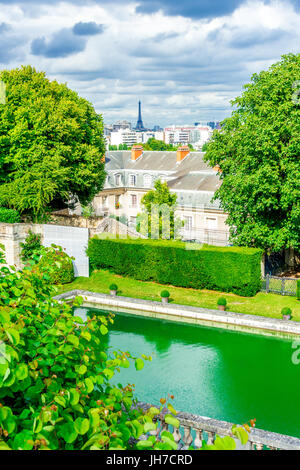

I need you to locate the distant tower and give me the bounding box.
[135,100,145,131]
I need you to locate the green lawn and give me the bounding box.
[55,269,300,321]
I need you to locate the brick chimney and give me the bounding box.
[176,145,190,162]
[213,164,222,173]
[131,145,143,161]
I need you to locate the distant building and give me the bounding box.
[110,129,138,147]
[90,146,230,246]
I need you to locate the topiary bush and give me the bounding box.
[109,283,118,291]
[217,297,227,306]
[0,207,21,223]
[38,245,74,285]
[87,238,263,297]
[160,290,170,298]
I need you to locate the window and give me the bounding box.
[129,174,136,186]
[205,217,217,229]
[115,174,121,186]
[102,196,107,207]
[130,216,137,227]
[183,216,193,231]
[143,174,152,188]
[131,194,137,207]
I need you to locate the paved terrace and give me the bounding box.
[54,290,300,337]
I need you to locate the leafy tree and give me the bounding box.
[204,54,300,252]
[0,66,106,221]
[137,180,182,239]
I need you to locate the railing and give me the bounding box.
[261,275,297,296]
[136,402,300,450]
[180,228,230,246]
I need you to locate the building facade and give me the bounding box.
[91,146,230,245]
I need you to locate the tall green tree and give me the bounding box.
[204,53,300,252]
[0,66,106,221]
[137,179,181,239]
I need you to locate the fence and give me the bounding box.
[136,402,300,450]
[180,228,230,246]
[261,275,297,296]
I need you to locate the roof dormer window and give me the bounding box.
[115,174,121,186]
[143,174,152,188]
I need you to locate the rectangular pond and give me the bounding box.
[75,306,300,439]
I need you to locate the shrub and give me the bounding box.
[38,245,74,284]
[0,246,248,451]
[217,297,227,306]
[20,230,42,262]
[161,290,170,298]
[109,283,118,291]
[281,307,292,317]
[87,238,263,297]
[297,280,300,301]
[0,207,21,223]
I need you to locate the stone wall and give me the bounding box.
[49,213,102,230]
[0,223,43,267]
[90,217,146,238]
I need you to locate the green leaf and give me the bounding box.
[136,439,154,449]
[135,358,144,371]
[74,418,90,435]
[232,426,249,445]
[144,422,156,433]
[5,328,20,346]
[69,388,80,406]
[164,414,179,428]
[100,324,108,335]
[60,422,78,443]
[15,364,28,381]
[213,435,236,450]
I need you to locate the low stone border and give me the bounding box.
[54,289,300,337]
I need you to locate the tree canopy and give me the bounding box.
[0,66,106,221]
[137,179,181,239]
[204,54,300,252]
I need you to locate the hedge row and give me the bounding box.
[0,207,21,223]
[87,237,263,297]
[297,280,300,301]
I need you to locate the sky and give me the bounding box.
[0,0,299,127]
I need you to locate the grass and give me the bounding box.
[55,269,300,321]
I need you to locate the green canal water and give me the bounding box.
[78,307,300,438]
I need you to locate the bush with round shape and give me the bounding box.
[160,290,170,298]
[38,245,74,284]
[109,283,118,291]
[217,297,227,306]
[20,230,42,263]
[281,307,292,319]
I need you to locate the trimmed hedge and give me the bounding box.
[87,238,263,297]
[38,249,75,285]
[0,207,21,223]
[297,280,300,300]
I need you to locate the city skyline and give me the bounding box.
[0,1,299,126]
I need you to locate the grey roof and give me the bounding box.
[105,150,211,172]
[104,150,222,209]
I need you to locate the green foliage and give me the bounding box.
[87,238,263,296]
[217,297,227,306]
[0,246,248,450]
[137,179,182,239]
[38,245,74,285]
[109,283,118,291]
[0,66,106,221]
[20,230,42,263]
[281,307,292,316]
[0,207,20,223]
[160,290,170,298]
[297,280,300,300]
[204,54,300,252]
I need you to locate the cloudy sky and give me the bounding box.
[0,0,299,127]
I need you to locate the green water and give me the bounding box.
[79,307,300,438]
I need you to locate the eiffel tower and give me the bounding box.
[135,100,146,131]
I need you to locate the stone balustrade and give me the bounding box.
[136,402,300,450]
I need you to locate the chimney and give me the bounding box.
[131,145,143,161]
[176,145,190,162]
[213,164,222,173]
